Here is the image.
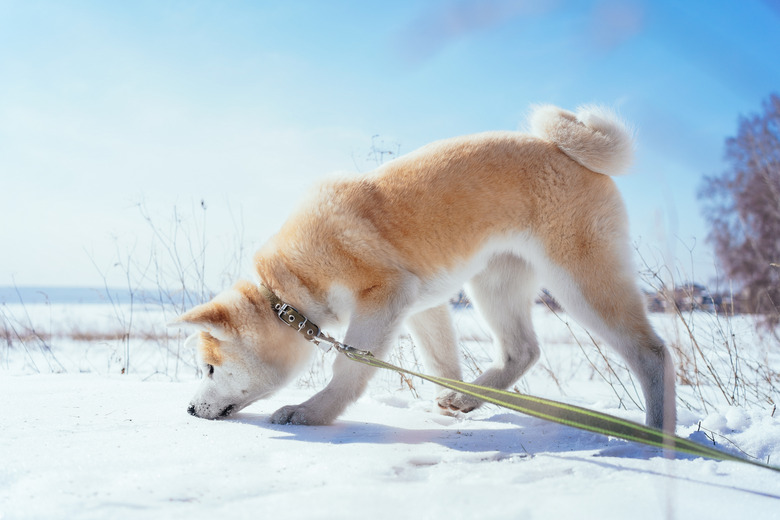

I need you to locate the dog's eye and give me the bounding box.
[206,364,215,377]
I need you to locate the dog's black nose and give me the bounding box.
[187,405,197,416]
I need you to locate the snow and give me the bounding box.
[2,303,780,519]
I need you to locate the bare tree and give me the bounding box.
[699,94,780,325]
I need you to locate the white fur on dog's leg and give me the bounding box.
[435,254,540,415]
[271,308,407,426]
[405,304,464,415]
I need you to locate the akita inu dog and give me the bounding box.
[175,105,675,430]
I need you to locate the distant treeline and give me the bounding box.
[0,287,205,305]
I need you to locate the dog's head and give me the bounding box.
[172,280,313,419]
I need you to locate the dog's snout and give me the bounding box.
[187,404,197,417]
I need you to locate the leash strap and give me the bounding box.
[258,283,779,472]
[343,349,779,472]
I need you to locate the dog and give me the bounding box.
[174,105,676,430]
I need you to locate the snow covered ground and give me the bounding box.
[1,303,779,519]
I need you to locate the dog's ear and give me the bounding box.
[183,332,201,350]
[168,300,233,341]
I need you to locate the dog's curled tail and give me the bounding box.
[529,104,634,176]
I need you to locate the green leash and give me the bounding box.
[259,283,780,473]
[342,348,779,472]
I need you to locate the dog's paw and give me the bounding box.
[270,404,307,425]
[269,404,332,425]
[436,391,483,413]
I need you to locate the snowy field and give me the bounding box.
[1,302,779,519]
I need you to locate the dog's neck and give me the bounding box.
[254,254,340,329]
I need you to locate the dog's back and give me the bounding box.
[276,106,633,287]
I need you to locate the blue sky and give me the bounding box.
[1,0,779,290]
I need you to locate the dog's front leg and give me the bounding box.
[270,313,400,426]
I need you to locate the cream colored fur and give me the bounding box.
[529,104,634,175]
[174,105,675,431]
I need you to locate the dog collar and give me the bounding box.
[257,283,371,356]
[257,283,322,342]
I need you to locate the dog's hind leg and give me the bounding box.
[439,253,541,413]
[539,254,676,431]
[405,304,463,406]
